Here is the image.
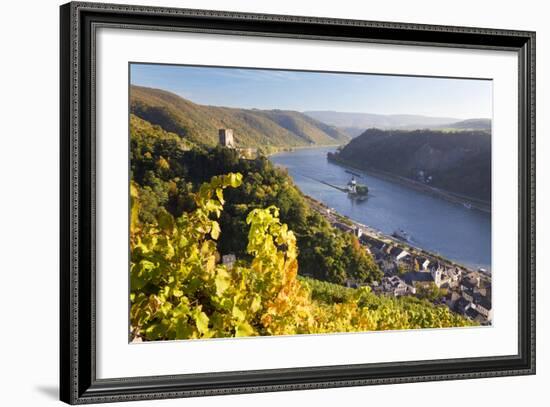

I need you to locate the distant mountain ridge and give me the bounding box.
[130,86,349,149]
[436,118,492,131]
[304,111,491,135]
[305,111,458,129]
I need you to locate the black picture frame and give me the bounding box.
[60,1,536,404]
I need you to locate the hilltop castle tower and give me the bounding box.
[218,129,235,148]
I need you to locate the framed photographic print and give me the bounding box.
[60,1,536,404]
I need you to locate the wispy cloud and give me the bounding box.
[211,68,300,82]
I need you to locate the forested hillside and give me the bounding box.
[130,115,380,285]
[129,116,474,340]
[329,128,491,202]
[131,180,474,340]
[130,85,349,150]
[129,87,475,341]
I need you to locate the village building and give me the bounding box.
[395,249,410,262]
[416,256,430,271]
[465,307,481,321]
[454,296,473,315]
[446,291,462,309]
[380,276,416,297]
[333,221,354,234]
[445,267,462,288]
[377,258,397,275]
[388,246,402,258]
[304,199,491,322]
[431,266,444,287]
[473,293,493,321]
[401,271,434,287]
[461,272,481,291]
[462,288,475,303]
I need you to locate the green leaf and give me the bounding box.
[130,260,156,290]
[232,305,246,322]
[156,156,170,170]
[175,319,193,339]
[205,255,216,275]
[157,209,175,233]
[215,188,225,205]
[228,173,243,188]
[250,294,261,313]
[210,221,221,240]
[205,200,222,215]
[235,322,255,337]
[144,319,170,340]
[215,269,231,296]
[193,309,210,335]
[130,193,140,232]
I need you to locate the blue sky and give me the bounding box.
[130,63,492,119]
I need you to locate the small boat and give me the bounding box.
[463,202,473,210]
[392,229,411,242]
[347,177,369,197]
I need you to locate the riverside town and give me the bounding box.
[221,129,493,326]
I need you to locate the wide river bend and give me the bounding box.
[269,147,491,270]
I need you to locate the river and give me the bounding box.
[269,146,491,270]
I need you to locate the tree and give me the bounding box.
[130,173,474,341]
[397,263,408,275]
[414,282,448,302]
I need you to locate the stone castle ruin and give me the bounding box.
[218,129,235,148]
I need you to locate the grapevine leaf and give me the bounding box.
[215,188,225,205]
[250,295,261,313]
[157,209,175,233]
[235,322,255,337]
[193,309,210,335]
[175,319,193,339]
[211,221,221,240]
[215,269,231,296]
[232,305,246,322]
[229,173,243,188]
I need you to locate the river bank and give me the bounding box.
[304,194,484,275]
[303,194,492,325]
[269,146,491,270]
[266,143,344,157]
[327,154,491,213]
